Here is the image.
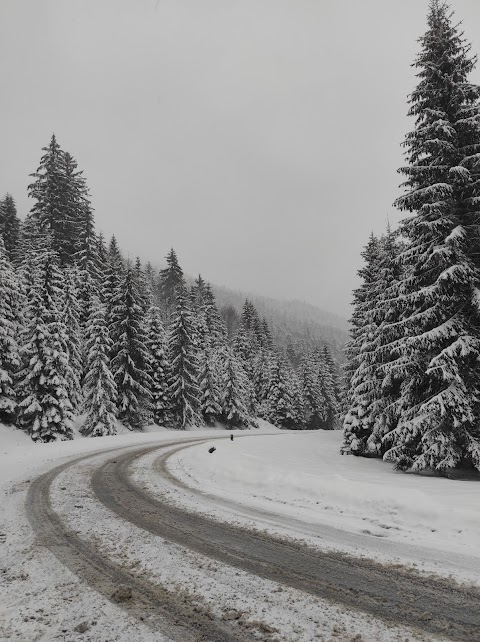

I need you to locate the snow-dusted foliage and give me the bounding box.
[218,346,250,429]
[0,239,20,424]
[16,242,74,442]
[28,135,89,265]
[0,194,21,263]
[384,1,480,472]
[343,2,480,472]
[2,137,343,440]
[110,267,153,429]
[62,266,83,411]
[82,296,118,437]
[167,288,203,429]
[145,305,171,427]
[264,356,297,429]
[300,352,326,430]
[159,248,185,320]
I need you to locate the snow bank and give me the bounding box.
[170,431,480,559]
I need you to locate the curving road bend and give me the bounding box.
[27,436,480,642]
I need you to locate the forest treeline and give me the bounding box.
[0,136,340,441]
[342,1,480,474]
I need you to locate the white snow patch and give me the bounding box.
[164,431,480,583]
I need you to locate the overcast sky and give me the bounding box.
[1,1,480,317]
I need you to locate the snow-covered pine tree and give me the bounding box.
[362,229,404,455]
[110,266,153,429]
[317,349,338,430]
[383,1,480,472]
[134,257,152,315]
[16,241,74,441]
[167,287,203,429]
[145,305,171,427]
[0,194,21,263]
[199,349,222,425]
[75,199,99,329]
[252,348,272,416]
[82,295,118,437]
[63,151,91,259]
[287,367,306,430]
[322,345,341,408]
[0,238,21,424]
[300,351,327,430]
[62,266,83,411]
[28,135,84,265]
[159,248,185,321]
[103,235,125,324]
[342,234,382,452]
[264,356,297,429]
[203,283,228,348]
[218,345,250,429]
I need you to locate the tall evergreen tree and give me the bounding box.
[342,235,382,450]
[218,346,250,429]
[110,267,153,429]
[0,239,21,424]
[264,356,297,429]
[0,194,21,263]
[82,296,118,437]
[166,288,203,428]
[103,235,124,323]
[300,352,326,430]
[382,1,480,471]
[159,248,185,319]
[62,266,83,410]
[28,135,88,265]
[16,243,74,441]
[145,305,171,427]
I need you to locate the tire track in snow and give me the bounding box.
[92,441,480,642]
[26,437,261,642]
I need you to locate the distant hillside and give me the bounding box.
[211,284,349,361]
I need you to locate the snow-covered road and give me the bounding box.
[1,426,479,642]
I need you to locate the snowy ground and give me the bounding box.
[163,430,480,584]
[0,423,478,641]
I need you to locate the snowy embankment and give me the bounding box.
[167,430,480,580]
[1,422,432,642]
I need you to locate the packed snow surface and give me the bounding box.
[170,431,480,564]
[0,423,478,642]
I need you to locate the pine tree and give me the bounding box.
[159,248,185,320]
[103,236,124,323]
[82,296,118,436]
[145,305,171,426]
[317,349,338,430]
[110,267,153,429]
[199,350,222,425]
[300,352,326,430]
[383,1,480,471]
[203,284,228,348]
[17,243,74,441]
[264,356,297,429]
[0,194,21,263]
[218,346,250,429]
[28,135,85,265]
[342,235,382,451]
[166,288,203,428]
[63,151,91,258]
[0,239,21,424]
[75,201,99,328]
[62,266,83,411]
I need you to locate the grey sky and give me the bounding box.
[1,1,480,317]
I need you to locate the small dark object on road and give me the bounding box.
[230,434,234,441]
[208,446,216,454]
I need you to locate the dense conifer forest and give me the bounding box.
[342,0,480,474]
[0,136,341,441]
